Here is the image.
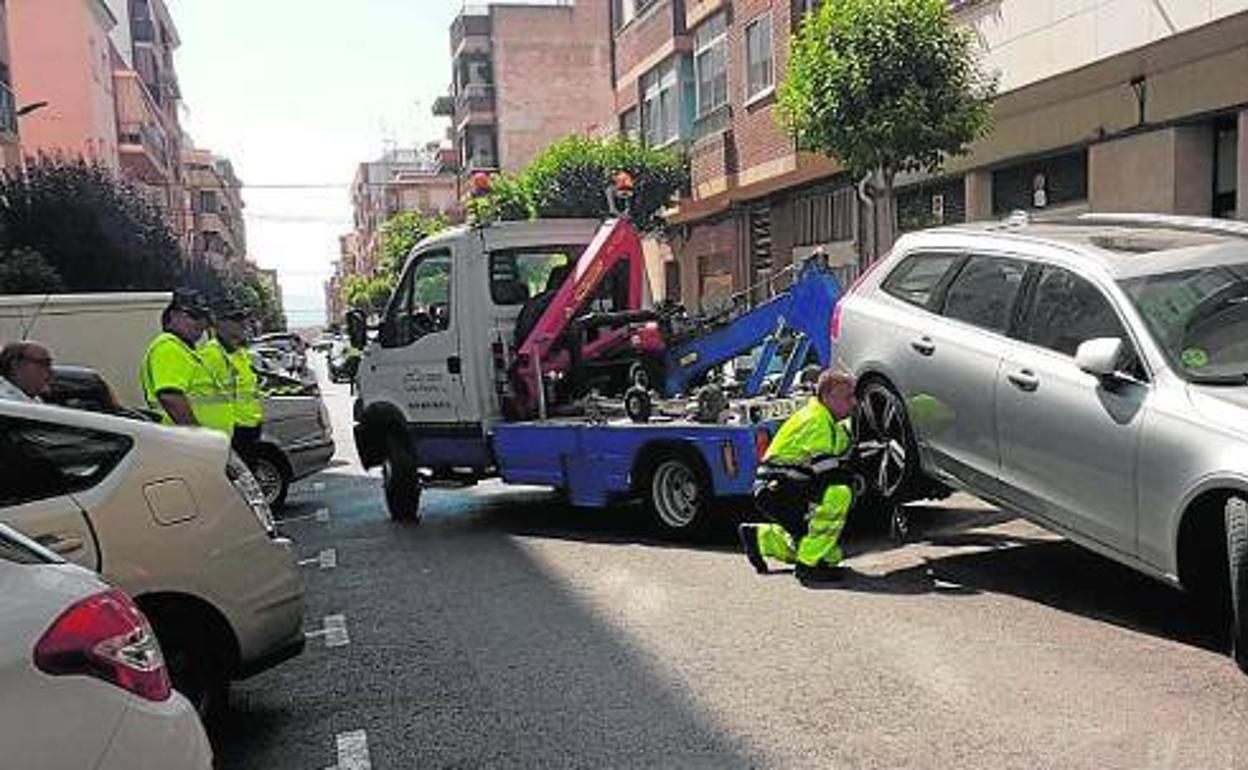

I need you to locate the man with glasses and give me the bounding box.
[0,341,53,402]
[139,289,235,436]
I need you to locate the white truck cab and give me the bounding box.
[352,220,605,506]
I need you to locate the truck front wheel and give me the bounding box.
[645,453,709,535]
[383,435,422,522]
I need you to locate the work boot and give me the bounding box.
[795,562,846,583]
[738,524,769,575]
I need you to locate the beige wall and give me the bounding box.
[961,0,1248,94]
[1089,126,1213,214]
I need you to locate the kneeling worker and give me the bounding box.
[739,369,859,582]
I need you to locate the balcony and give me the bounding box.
[455,83,496,130]
[114,68,171,181]
[451,11,492,57]
[0,82,16,136]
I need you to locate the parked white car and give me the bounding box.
[0,524,212,769]
[0,399,306,717]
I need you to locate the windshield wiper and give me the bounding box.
[1187,372,1248,386]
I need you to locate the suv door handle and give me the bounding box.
[911,337,936,356]
[1007,369,1039,392]
[34,534,84,554]
[446,356,462,375]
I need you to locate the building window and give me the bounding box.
[791,0,821,30]
[1214,116,1238,219]
[745,13,774,101]
[199,190,218,213]
[641,59,680,146]
[694,13,728,119]
[992,149,1088,215]
[664,260,681,303]
[620,107,640,140]
[613,0,660,30]
[793,185,856,246]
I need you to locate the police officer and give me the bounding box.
[140,289,234,436]
[739,370,860,582]
[201,302,263,463]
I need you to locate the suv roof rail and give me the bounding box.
[1076,213,1248,239]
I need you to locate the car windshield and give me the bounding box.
[1120,261,1248,384]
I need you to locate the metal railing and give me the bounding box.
[117,120,169,169]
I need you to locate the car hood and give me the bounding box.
[1187,384,1248,435]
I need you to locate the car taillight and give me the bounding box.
[831,256,888,344]
[34,589,171,702]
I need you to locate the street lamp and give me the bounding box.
[16,101,49,118]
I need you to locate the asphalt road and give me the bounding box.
[212,357,1248,769]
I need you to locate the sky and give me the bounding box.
[167,0,468,329]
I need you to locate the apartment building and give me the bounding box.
[349,147,458,275]
[182,146,246,265]
[0,1,18,170]
[9,0,122,170]
[618,0,1248,310]
[436,0,615,176]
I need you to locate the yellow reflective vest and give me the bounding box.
[140,332,235,436]
[199,338,264,430]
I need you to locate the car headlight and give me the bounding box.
[226,452,276,536]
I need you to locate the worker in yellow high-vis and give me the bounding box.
[201,302,264,464]
[739,370,860,582]
[140,289,235,436]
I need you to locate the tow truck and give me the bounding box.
[349,197,842,534]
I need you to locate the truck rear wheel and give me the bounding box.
[645,452,709,535]
[383,435,422,522]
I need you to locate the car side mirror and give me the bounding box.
[1076,337,1124,379]
[346,310,367,350]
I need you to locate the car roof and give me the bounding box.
[903,214,1248,280]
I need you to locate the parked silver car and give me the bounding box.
[835,213,1248,673]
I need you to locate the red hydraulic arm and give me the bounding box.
[510,217,647,419]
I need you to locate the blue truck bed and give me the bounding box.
[492,417,776,508]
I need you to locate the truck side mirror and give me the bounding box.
[346,310,367,350]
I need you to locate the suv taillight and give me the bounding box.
[34,589,171,702]
[831,256,888,344]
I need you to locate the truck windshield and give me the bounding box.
[1120,261,1248,384]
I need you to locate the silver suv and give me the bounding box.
[835,213,1248,673]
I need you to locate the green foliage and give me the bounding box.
[179,260,287,332]
[342,273,395,315]
[473,136,688,233]
[0,158,182,291]
[376,211,449,277]
[777,0,996,180]
[0,248,64,294]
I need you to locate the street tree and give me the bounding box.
[473,136,688,233]
[777,0,996,256]
[377,210,449,277]
[0,157,182,290]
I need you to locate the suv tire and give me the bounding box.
[1226,496,1248,673]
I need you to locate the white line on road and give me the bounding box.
[304,614,350,648]
[281,507,330,524]
[298,548,338,569]
[325,730,371,770]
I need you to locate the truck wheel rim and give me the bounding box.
[654,461,699,529]
[252,459,284,505]
[857,386,908,498]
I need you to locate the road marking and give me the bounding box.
[281,507,330,524]
[325,729,371,770]
[298,548,338,570]
[305,614,350,648]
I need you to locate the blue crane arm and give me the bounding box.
[660,260,842,397]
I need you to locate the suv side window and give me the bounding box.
[941,254,1027,334]
[382,249,452,348]
[881,252,961,308]
[0,417,132,507]
[1021,266,1141,369]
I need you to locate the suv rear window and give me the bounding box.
[881,253,961,308]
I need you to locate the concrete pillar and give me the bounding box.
[1238,110,1248,222]
[965,170,994,222]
